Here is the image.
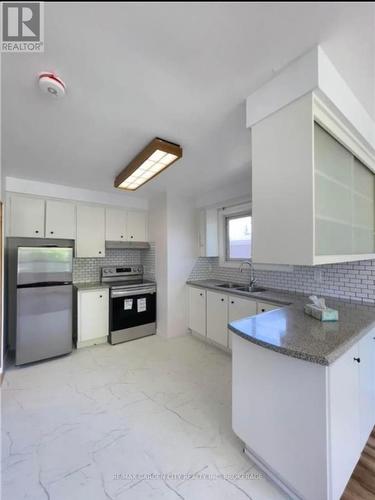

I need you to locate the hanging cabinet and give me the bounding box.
[252,93,375,266]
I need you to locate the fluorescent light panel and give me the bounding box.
[114,138,183,191]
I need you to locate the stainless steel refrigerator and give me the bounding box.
[16,246,73,365]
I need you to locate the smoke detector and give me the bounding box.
[38,72,66,98]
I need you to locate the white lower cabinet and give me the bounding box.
[233,328,375,500]
[228,296,257,349]
[328,343,361,499]
[257,301,280,314]
[77,288,109,347]
[324,330,375,499]
[206,291,228,347]
[358,331,375,450]
[187,285,280,351]
[188,286,206,336]
[76,205,106,258]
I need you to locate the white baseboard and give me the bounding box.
[243,446,302,500]
[76,336,108,349]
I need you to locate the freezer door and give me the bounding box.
[16,284,73,365]
[17,247,73,285]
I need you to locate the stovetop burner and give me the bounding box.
[108,278,155,289]
[101,265,155,289]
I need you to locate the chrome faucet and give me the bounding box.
[239,261,256,288]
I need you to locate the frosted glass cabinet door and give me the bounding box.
[314,123,352,185]
[314,123,375,256]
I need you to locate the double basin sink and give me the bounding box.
[217,283,267,294]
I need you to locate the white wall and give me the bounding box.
[5,176,149,210]
[148,193,168,337]
[149,192,196,338]
[166,194,196,336]
[246,46,375,152]
[194,180,251,209]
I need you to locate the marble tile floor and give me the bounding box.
[1,334,287,500]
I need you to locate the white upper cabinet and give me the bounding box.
[252,93,375,266]
[127,211,148,242]
[10,195,45,238]
[45,200,76,239]
[315,124,375,257]
[105,208,126,241]
[198,208,218,257]
[8,194,149,248]
[76,205,105,258]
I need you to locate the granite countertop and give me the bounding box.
[74,282,110,291]
[187,279,375,366]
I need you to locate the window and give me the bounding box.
[225,213,252,261]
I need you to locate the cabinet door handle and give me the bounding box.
[35,230,39,234]
[98,251,102,255]
[231,300,234,304]
[121,235,124,238]
[130,235,134,239]
[261,308,265,312]
[353,357,361,363]
[221,298,225,302]
[99,295,102,298]
[50,231,54,235]
[200,293,203,296]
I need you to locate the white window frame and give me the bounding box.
[218,202,252,268]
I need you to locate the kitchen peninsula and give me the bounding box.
[229,292,375,500]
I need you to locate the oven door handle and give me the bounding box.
[111,288,156,298]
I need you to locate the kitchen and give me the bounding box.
[1,3,375,500]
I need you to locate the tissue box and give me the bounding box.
[304,304,339,322]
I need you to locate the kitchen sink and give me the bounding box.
[237,286,267,293]
[217,283,243,289]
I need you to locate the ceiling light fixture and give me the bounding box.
[114,138,183,191]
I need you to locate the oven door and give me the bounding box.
[110,287,156,344]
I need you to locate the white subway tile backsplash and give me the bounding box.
[188,257,375,305]
[73,243,156,283]
[141,242,156,281]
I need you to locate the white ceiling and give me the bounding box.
[2,2,374,200]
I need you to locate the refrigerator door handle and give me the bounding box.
[17,281,72,288]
